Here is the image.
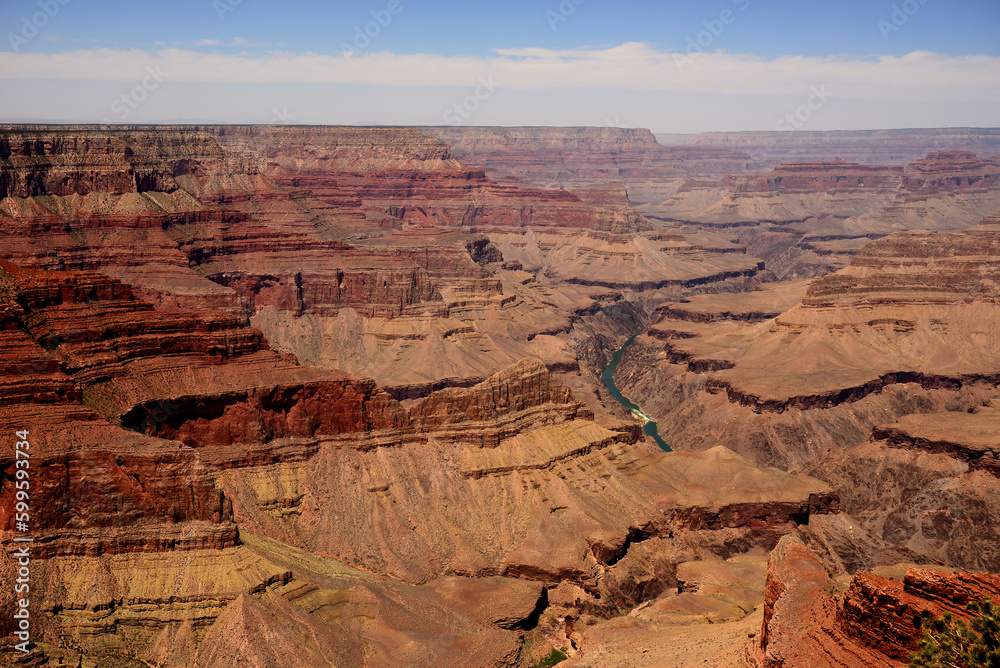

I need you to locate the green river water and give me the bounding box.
[600,334,671,451]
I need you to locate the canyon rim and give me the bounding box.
[2,1,1000,666]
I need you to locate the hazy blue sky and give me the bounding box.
[1,0,998,131]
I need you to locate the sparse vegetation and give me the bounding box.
[534,647,568,668]
[908,597,1000,668]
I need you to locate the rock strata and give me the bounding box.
[758,534,1000,667]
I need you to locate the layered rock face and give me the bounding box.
[615,229,1000,574]
[0,257,548,664]
[423,126,750,185]
[0,261,245,560]
[903,151,1000,194]
[0,125,695,398]
[0,258,850,665]
[0,125,740,339]
[668,127,1000,168]
[640,151,1000,279]
[5,123,996,666]
[838,567,1000,661]
[0,128,224,198]
[756,534,1000,667]
[201,124,647,233]
[0,123,855,666]
[728,158,905,195]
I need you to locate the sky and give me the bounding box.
[1,0,998,132]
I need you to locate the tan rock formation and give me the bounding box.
[616,230,1000,572]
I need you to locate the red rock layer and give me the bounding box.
[408,358,583,428]
[422,126,750,181]
[727,158,905,194]
[838,568,1000,661]
[903,151,1000,194]
[0,259,417,558]
[286,167,645,232]
[759,535,900,667]
[721,151,1000,198]
[803,230,1000,308]
[0,128,223,198]
[0,125,658,328]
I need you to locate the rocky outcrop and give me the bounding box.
[872,410,1000,476]
[838,568,1000,661]
[754,534,1000,668]
[0,128,223,198]
[564,261,765,290]
[408,358,580,427]
[727,158,904,194]
[758,534,1000,666]
[804,229,1000,308]
[758,535,893,668]
[903,151,1000,194]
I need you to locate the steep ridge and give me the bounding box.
[0,127,223,198]
[755,534,1000,667]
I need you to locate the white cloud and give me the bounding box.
[194,39,220,46]
[228,37,271,47]
[0,43,998,104]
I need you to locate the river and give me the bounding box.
[601,334,671,451]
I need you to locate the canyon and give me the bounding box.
[0,124,997,667]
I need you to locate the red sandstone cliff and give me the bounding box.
[758,534,1000,667]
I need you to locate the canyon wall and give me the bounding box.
[2,123,997,666]
[665,127,1000,168]
[616,229,1000,574]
